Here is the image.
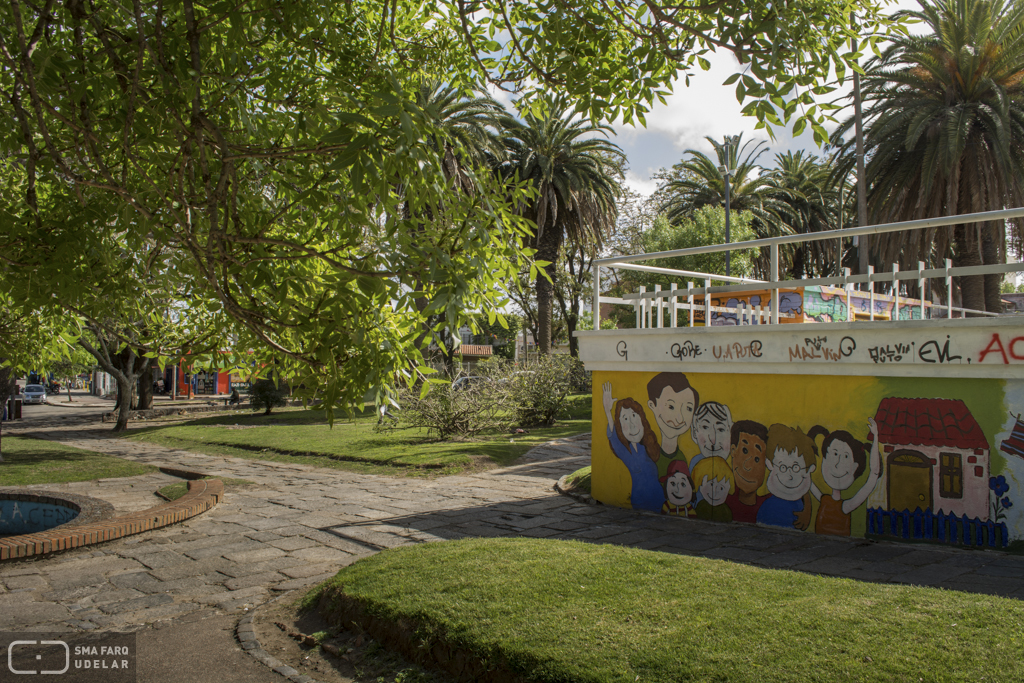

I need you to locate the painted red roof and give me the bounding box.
[873,397,989,450]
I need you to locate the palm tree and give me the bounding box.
[764,151,847,278]
[497,104,624,355]
[834,0,1024,313]
[657,134,791,237]
[656,134,793,279]
[406,81,506,368]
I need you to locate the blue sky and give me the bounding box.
[596,0,922,195]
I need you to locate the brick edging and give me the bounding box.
[0,479,224,561]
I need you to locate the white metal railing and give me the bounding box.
[593,207,1024,328]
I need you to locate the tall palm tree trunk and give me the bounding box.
[534,225,562,355]
[954,224,985,314]
[982,221,1004,313]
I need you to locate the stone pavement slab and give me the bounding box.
[0,416,1020,643]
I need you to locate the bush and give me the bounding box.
[397,364,516,440]
[249,379,287,415]
[510,355,576,427]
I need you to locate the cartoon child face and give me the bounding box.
[822,440,857,491]
[647,386,696,440]
[618,407,644,445]
[693,409,731,459]
[765,448,816,501]
[698,475,730,507]
[665,472,694,507]
[730,432,767,495]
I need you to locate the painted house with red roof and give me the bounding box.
[865,397,990,521]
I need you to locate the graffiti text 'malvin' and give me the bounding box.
[789,336,856,362]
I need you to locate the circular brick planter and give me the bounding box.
[0,479,224,561]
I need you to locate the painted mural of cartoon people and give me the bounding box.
[602,382,665,512]
[692,456,734,523]
[724,420,770,523]
[690,401,733,471]
[806,419,883,536]
[645,373,699,477]
[660,460,695,516]
[756,424,816,531]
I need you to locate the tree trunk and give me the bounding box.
[138,367,154,410]
[79,332,152,432]
[981,220,1004,314]
[953,224,986,315]
[534,225,562,356]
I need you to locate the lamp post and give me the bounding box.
[718,142,734,277]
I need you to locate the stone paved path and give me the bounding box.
[2,419,1023,636]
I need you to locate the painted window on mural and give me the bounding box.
[940,452,963,499]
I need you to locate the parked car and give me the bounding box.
[22,384,47,404]
[451,376,487,391]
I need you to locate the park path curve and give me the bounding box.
[2,420,1023,634]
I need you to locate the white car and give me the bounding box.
[22,384,47,404]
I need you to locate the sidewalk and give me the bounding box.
[0,416,1021,678]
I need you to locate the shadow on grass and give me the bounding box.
[0,436,158,486]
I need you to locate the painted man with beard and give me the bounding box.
[645,373,699,478]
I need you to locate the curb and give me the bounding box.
[554,473,598,506]
[0,478,224,561]
[237,591,323,683]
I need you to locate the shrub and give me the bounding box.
[249,379,287,415]
[510,355,576,427]
[397,365,516,440]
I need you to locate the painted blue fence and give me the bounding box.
[867,507,1008,548]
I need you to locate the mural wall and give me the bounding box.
[592,371,1024,547]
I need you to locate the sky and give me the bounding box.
[575,0,926,196]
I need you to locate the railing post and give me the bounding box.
[844,267,853,322]
[654,284,662,328]
[687,282,694,327]
[637,285,645,328]
[670,282,678,328]
[593,264,601,330]
[918,260,925,320]
[770,243,780,325]
[946,258,953,319]
[704,278,712,327]
[892,263,900,321]
[868,265,875,321]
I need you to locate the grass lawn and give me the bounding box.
[0,436,158,486]
[125,394,591,476]
[310,538,1024,683]
[157,476,257,501]
[564,465,591,494]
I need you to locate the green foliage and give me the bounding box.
[397,367,517,440]
[564,466,592,494]
[1001,280,1024,294]
[0,436,157,485]
[511,355,579,427]
[249,379,287,416]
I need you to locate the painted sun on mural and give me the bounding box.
[593,371,1024,548]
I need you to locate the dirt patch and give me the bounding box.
[254,592,444,683]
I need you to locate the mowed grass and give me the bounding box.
[126,395,591,476]
[312,538,1024,683]
[0,436,158,486]
[564,465,592,493]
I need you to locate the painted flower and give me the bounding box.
[1002,497,1014,509]
[990,476,1010,496]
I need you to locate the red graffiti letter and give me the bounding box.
[1011,337,1024,361]
[979,333,1009,364]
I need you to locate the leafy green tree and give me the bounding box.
[834,0,1024,313]
[497,104,623,355]
[249,379,287,416]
